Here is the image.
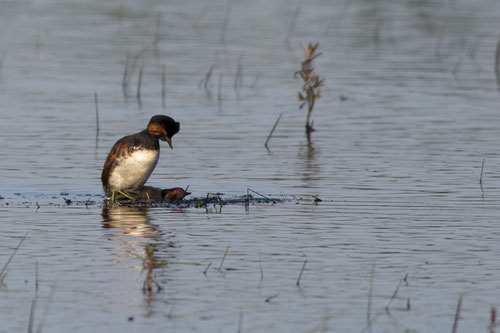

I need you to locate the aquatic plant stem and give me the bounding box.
[137,60,144,108]
[94,92,99,134]
[264,112,283,148]
[0,233,28,282]
[28,262,39,333]
[480,158,485,185]
[161,64,166,109]
[451,294,463,333]
[203,262,212,276]
[367,264,375,325]
[495,36,500,91]
[296,259,307,287]
[218,244,230,272]
[36,281,56,333]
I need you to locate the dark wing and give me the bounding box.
[101,139,131,195]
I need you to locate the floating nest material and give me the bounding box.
[108,186,285,208]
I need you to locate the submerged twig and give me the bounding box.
[296,259,307,287]
[480,158,485,185]
[384,273,409,314]
[361,272,411,333]
[94,92,100,133]
[220,0,231,44]
[237,311,243,333]
[153,13,161,61]
[122,52,130,99]
[250,73,261,88]
[452,55,463,80]
[265,293,280,303]
[246,188,271,201]
[285,3,301,49]
[264,112,283,148]
[326,0,348,36]
[234,56,243,89]
[218,244,230,272]
[0,52,4,77]
[130,47,149,78]
[0,233,28,283]
[36,281,56,333]
[258,251,264,281]
[137,60,144,108]
[367,264,375,324]
[451,294,463,333]
[495,36,500,91]
[203,262,212,276]
[198,65,215,90]
[434,22,445,63]
[28,262,39,333]
[218,73,223,109]
[468,35,482,71]
[490,307,497,333]
[161,64,166,109]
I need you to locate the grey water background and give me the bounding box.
[2,0,500,331]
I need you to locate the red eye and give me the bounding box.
[175,190,179,194]
[163,131,167,136]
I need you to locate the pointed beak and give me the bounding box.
[165,137,173,150]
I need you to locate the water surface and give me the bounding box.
[2,0,500,332]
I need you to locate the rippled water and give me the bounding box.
[2,0,500,332]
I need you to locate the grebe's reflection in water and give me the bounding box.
[102,205,158,239]
[101,205,170,317]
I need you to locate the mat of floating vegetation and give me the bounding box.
[110,194,300,209]
[0,188,323,208]
[107,187,322,208]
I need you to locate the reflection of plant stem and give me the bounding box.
[142,244,163,294]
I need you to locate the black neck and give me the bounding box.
[124,130,160,150]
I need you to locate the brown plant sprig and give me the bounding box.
[294,43,324,135]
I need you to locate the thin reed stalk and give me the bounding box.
[451,294,463,333]
[153,13,161,61]
[161,64,166,109]
[246,188,271,201]
[28,263,39,333]
[218,244,230,272]
[122,52,130,99]
[137,61,144,108]
[36,281,56,333]
[234,56,243,89]
[218,73,222,109]
[0,233,28,282]
[220,0,231,44]
[94,92,99,133]
[480,158,485,185]
[258,252,264,281]
[264,113,283,148]
[203,262,212,276]
[367,264,375,324]
[296,259,307,287]
[285,4,301,49]
[495,37,500,90]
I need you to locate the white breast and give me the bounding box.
[108,149,159,191]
